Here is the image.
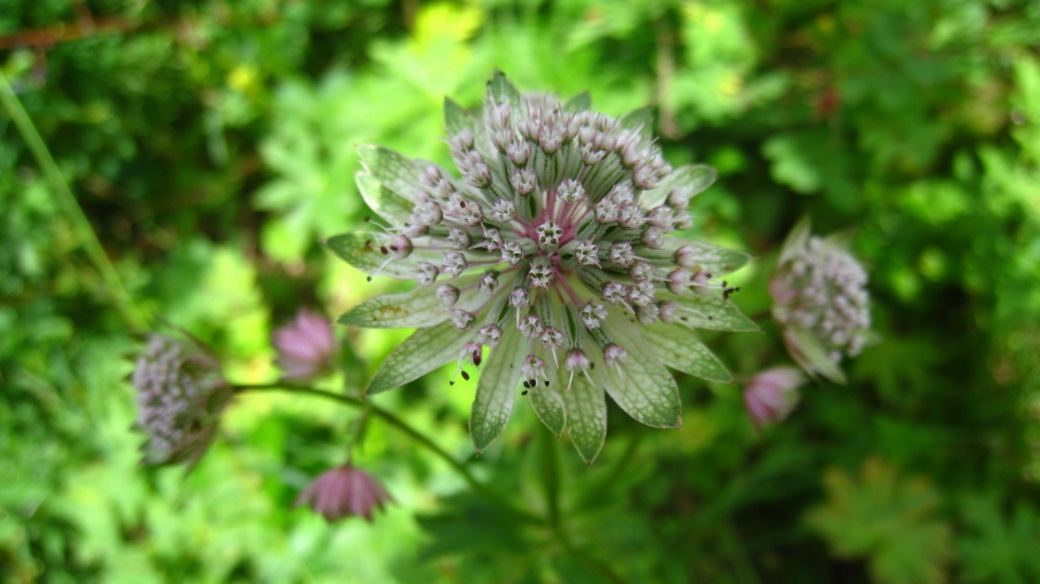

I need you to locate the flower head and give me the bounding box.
[743,366,805,429]
[273,309,336,380]
[327,71,754,463]
[131,334,232,467]
[295,464,393,522]
[770,218,872,383]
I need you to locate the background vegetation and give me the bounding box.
[2,0,1039,582]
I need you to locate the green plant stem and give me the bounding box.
[0,69,147,330]
[233,383,543,524]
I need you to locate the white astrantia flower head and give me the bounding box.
[326,71,755,463]
[770,217,873,384]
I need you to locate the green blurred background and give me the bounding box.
[2,0,1039,582]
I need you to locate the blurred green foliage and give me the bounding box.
[2,0,1039,582]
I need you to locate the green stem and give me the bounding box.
[0,69,147,330]
[233,383,543,524]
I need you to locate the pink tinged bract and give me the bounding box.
[295,464,393,522]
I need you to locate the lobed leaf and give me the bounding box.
[366,322,475,395]
[643,324,733,383]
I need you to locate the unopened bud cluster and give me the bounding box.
[131,335,231,467]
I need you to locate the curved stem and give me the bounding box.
[0,70,147,330]
[233,383,543,524]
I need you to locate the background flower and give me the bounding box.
[273,309,336,380]
[770,218,872,383]
[295,464,393,522]
[131,334,232,467]
[744,366,806,428]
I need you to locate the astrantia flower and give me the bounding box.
[295,464,393,522]
[326,72,754,463]
[743,367,805,429]
[131,334,232,467]
[273,309,336,380]
[770,218,872,384]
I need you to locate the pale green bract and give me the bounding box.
[329,72,754,463]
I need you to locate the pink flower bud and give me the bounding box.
[743,367,805,429]
[295,464,393,522]
[273,309,336,380]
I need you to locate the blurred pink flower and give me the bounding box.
[273,309,335,380]
[295,464,393,522]
[744,367,805,429]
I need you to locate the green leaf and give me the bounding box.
[338,284,471,329]
[323,231,442,279]
[643,324,733,383]
[367,322,474,395]
[644,238,750,277]
[561,368,607,465]
[444,97,473,137]
[563,91,592,113]
[662,292,760,332]
[806,459,953,584]
[529,387,566,437]
[356,172,413,225]
[619,107,653,139]
[600,314,682,428]
[470,324,525,452]
[356,144,427,203]
[640,164,718,208]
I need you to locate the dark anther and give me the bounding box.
[473,353,482,366]
[523,381,531,388]
[389,245,399,252]
[461,370,470,381]
[367,276,373,282]
[380,246,389,255]
[522,390,529,396]
[364,216,372,222]
[544,380,550,386]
